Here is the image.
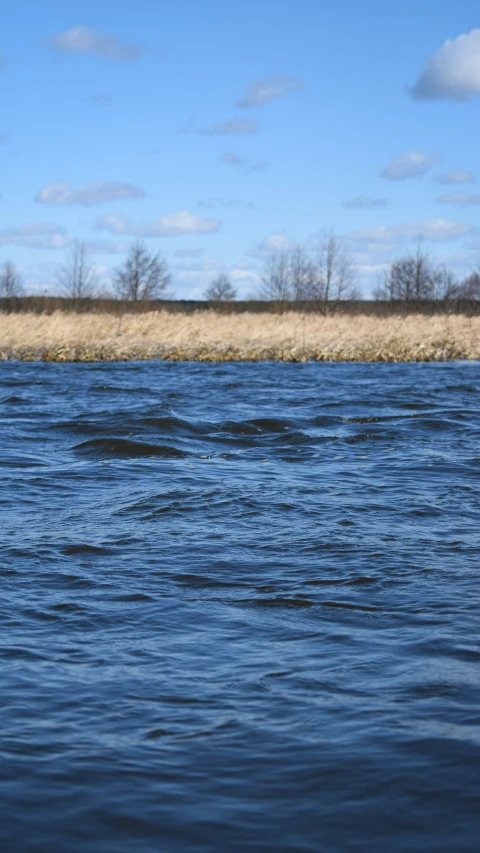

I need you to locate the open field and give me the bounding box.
[1,310,479,362]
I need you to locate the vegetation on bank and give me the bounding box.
[0,310,478,362]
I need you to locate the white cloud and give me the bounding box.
[83,239,127,254]
[203,118,259,135]
[97,211,221,237]
[380,151,437,180]
[410,29,480,101]
[174,257,222,273]
[172,257,226,297]
[36,181,145,206]
[174,247,205,258]
[433,170,475,185]
[238,75,304,107]
[0,222,69,249]
[250,232,295,258]
[230,266,261,289]
[436,192,480,206]
[47,25,143,62]
[347,218,474,246]
[220,151,245,166]
[343,195,388,209]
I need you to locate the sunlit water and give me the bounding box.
[1,361,479,852]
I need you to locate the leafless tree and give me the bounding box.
[204,273,237,301]
[310,230,358,313]
[258,251,291,304]
[0,261,23,297]
[375,241,438,306]
[450,269,480,301]
[288,246,316,301]
[257,233,358,310]
[57,240,97,299]
[433,264,457,300]
[113,241,171,301]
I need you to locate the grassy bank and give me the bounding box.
[0,310,479,362]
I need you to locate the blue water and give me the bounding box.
[1,361,479,852]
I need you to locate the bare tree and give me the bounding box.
[204,273,237,301]
[113,241,171,301]
[450,269,480,301]
[258,251,291,304]
[375,241,438,306]
[0,261,23,297]
[311,230,358,313]
[433,264,457,300]
[57,240,97,299]
[288,246,316,302]
[256,234,359,310]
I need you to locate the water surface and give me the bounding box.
[1,361,479,852]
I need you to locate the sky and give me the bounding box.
[2,0,480,297]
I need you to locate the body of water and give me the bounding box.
[1,361,479,852]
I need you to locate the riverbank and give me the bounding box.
[1,310,479,362]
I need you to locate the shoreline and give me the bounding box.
[1,310,479,363]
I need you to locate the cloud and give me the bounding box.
[174,257,222,274]
[219,152,268,172]
[343,195,388,209]
[410,29,480,101]
[220,151,245,166]
[347,218,474,246]
[83,239,127,254]
[0,222,69,249]
[433,169,475,185]
[238,75,304,107]
[174,247,205,258]
[203,118,259,136]
[0,129,12,144]
[87,93,111,106]
[172,257,228,297]
[35,181,145,206]
[380,151,437,180]
[250,232,295,258]
[47,25,143,62]
[248,159,269,173]
[436,192,480,206]
[97,210,221,237]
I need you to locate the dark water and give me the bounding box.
[1,361,479,852]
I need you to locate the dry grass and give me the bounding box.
[0,309,479,362]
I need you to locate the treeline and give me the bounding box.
[1,232,479,311]
[254,234,480,311]
[1,297,479,317]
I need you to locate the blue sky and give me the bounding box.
[2,0,480,296]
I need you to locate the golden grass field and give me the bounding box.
[1,309,479,362]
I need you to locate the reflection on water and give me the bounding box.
[1,361,480,852]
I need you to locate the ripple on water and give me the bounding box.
[0,360,479,853]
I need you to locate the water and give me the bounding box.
[1,361,479,852]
